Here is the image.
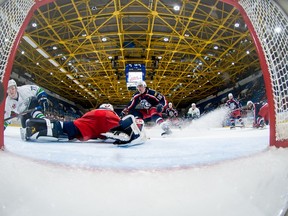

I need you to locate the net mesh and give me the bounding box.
[0,0,35,82]
[239,0,288,141]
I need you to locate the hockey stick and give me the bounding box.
[4,108,35,122]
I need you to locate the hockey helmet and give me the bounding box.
[8,79,17,88]
[136,80,147,87]
[247,101,253,107]
[99,103,114,111]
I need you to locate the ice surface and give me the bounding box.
[1,108,288,216]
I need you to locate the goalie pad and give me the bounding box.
[102,115,146,145]
[24,118,63,141]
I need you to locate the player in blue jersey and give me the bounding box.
[121,80,172,135]
[226,93,244,128]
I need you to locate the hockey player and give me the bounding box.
[225,93,244,128]
[165,102,181,128]
[246,101,269,128]
[4,79,48,130]
[187,103,200,120]
[121,80,172,136]
[166,102,178,118]
[24,104,146,146]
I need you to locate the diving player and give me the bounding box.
[24,104,146,146]
[246,101,269,128]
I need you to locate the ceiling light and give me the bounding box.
[31,22,37,27]
[48,59,60,67]
[101,37,107,42]
[59,67,66,73]
[36,48,49,58]
[21,51,25,54]
[173,5,180,11]
[246,50,250,54]
[213,45,219,50]
[66,74,73,79]
[234,22,240,28]
[23,35,37,48]
[73,80,80,85]
[163,37,169,42]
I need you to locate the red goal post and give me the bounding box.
[0,0,287,148]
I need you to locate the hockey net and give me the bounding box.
[0,0,288,147]
[237,0,288,146]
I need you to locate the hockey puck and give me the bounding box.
[0,82,4,104]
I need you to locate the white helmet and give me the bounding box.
[136,80,147,87]
[247,101,253,106]
[8,79,17,88]
[228,93,233,99]
[168,102,172,107]
[99,103,114,111]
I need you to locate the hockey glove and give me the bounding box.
[156,104,163,113]
[38,96,48,112]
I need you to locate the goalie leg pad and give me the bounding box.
[25,118,63,140]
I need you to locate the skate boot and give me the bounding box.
[160,121,172,136]
[259,119,265,128]
[25,118,63,141]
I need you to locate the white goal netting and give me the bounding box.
[239,0,288,141]
[0,0,35,82]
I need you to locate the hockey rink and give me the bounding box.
[1,108,288,216]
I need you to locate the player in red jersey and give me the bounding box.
[247,101,269,128]
[24,104,146,145]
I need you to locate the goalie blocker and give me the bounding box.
[23,114,146,146]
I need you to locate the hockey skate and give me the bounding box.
[160,122,172,136]
[24,118,64,141]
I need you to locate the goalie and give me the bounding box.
[23,104,146,146]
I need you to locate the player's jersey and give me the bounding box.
[4,85,46,119]
[187,107,200,118]
[251,102,269,123]
[73,109,120,141]
[226,98,241,111]
[166,107,178,118]
[126,87,168,112]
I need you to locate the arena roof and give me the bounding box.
[12,0,261,109]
